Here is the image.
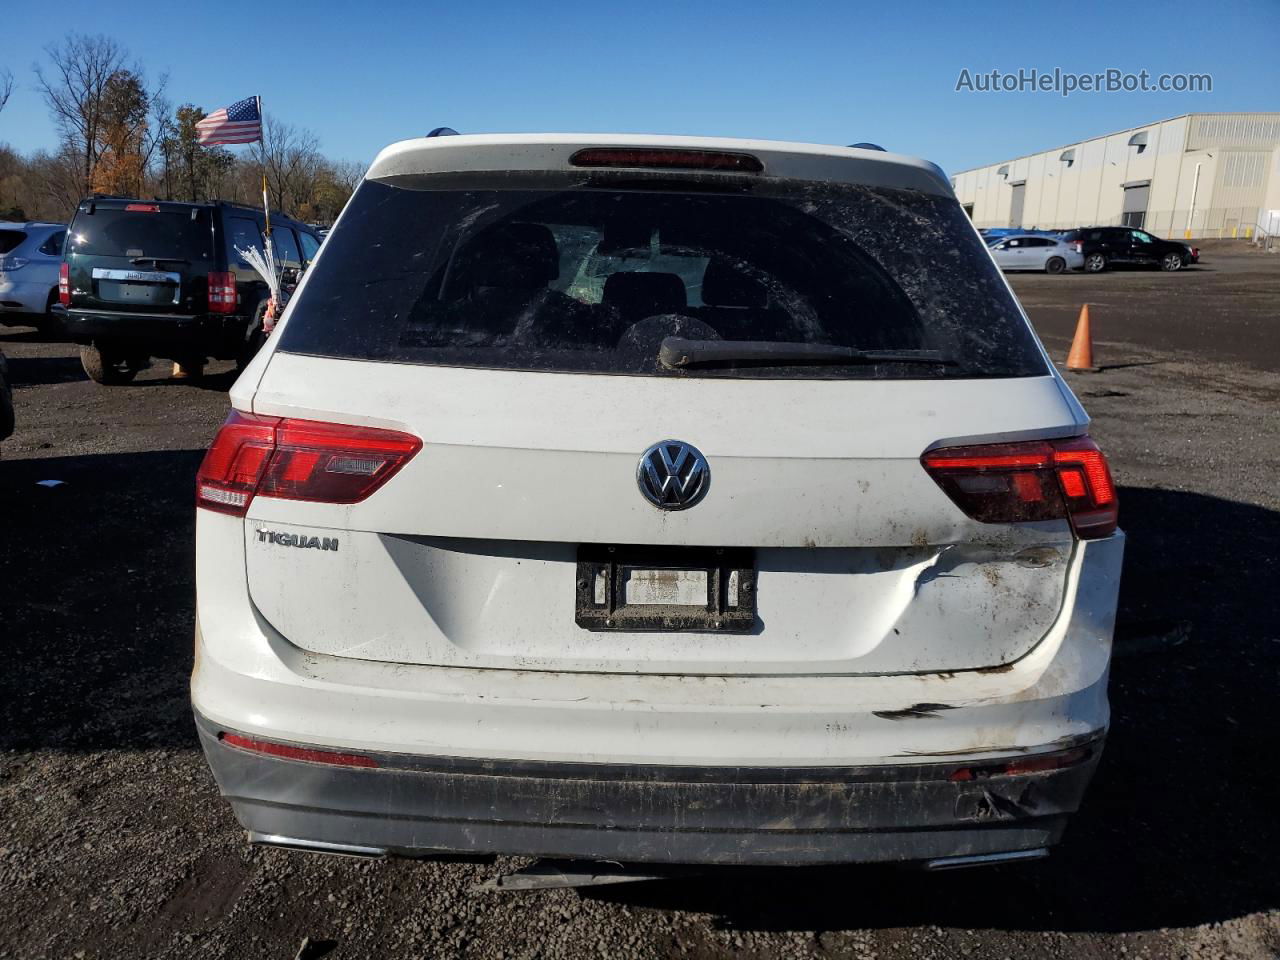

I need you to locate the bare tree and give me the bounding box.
[253,114,321,214]
[32,35,164,196]
[331,159,365,194]
[0,67,13,115]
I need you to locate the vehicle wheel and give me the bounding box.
[1084,253,1107,273]
[236,301,270,373]
[1160,252,1183,271]
[79,343,139,385]
[1045,257,1066,275]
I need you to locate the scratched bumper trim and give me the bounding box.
[196,712,1101,866]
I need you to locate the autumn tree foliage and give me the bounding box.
[7,34,360,223]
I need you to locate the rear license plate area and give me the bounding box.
[98,280,177,304]
[576,544,755,632]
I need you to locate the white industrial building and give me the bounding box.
[951,112,1280,240]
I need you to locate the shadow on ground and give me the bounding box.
[1,452,1276,934]
[0,450,205,753]
[2,352,237,390]
[5,354,88,386]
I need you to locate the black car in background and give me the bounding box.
[0,347,13,447]
[1063,226,1199,274]
[60,198,321,384]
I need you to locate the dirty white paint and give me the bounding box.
[195,511,1123,766]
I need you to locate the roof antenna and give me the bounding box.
[426,127,459,138]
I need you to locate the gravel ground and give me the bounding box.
[1,246,1278,959]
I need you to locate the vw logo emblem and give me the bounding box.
[637,440,710,510]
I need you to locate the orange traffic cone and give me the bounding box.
[1065,304,1095,372]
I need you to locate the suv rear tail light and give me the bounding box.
[570,147,764,173]
[1073,241,1083,253]
[922,435,1117,539]
[207,271,237,314]
[58,262,70,305]
[219,732,378,768]
[196,411,422,516]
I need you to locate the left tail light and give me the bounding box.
[922,435,1117,539]
[58,263,70,305]
[196,410,422,516]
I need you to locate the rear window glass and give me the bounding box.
[68,207,213,261]
[38,231,66,256]
[0,230,25,254]
[278,174,1047,380]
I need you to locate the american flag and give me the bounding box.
[195,96,262,146]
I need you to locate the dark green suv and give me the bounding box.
[60,197,321,384]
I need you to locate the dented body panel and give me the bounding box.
[243,358,1084,675]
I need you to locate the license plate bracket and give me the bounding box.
[575,544,756,632]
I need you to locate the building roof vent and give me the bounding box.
[1127,131,1149,153]
[1059,149,1075,167]
[996,164,1010,178]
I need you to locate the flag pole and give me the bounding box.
[258,95,271,238]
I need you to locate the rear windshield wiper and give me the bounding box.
[658,337,957,370]
[130,256,190,266]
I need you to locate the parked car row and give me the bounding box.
[1,201,323,387]
[981,226,1199,274]
[60,198,322,383]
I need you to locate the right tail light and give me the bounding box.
[207,271,237,314]
[58,262,70,305]
[922,435,1117,539]
[196,410,422,517]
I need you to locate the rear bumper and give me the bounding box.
[195,710,1101,865]
[62,308,245,351]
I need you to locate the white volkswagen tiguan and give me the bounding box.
[192,134,1123,869]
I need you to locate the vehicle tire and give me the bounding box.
[1160,252,1183,271]
[1045,257,1067,275]
[79,343,139,385]
[1084,253,1107,273]
[236,301,270,373]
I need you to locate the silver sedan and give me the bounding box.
[987,235,1083,274]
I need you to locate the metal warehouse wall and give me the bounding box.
[951,113,1280,239]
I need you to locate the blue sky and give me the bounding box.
[2,0,1276,175]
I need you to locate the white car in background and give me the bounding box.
[191,134,1123,870]
[0,222,66,332]
[988,234,1083,274]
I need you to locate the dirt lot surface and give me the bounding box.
[1,245,1278,959]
